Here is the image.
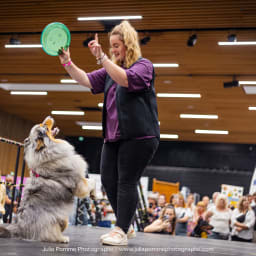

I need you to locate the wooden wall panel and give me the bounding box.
[0,111,33,177]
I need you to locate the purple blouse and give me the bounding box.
[87,58,154,142]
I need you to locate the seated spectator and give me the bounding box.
[206,194,231,240]
[144,204,176,234]
[186,193,195,213]
[147,197,158,223]
[100,198,116,228]
[208,192,220,210]
[186,193,195,235]
[202,196,210,210]
[169,193,178,207]
[231,196,255,242]
[0,177,6,224]
[3,175,19,223]
[175,193,191,236]
[188,201,207,236]
[154,194,166,219]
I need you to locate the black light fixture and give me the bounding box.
[100,20,122,32]
[83,36,94,47]
[140,36,151,45]
[9,35,20,45]
[223,76,239,88]
[187,34,197,47]
[227,34,237,42]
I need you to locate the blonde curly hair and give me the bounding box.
[109,20,142,68]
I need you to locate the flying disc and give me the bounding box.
[41,22,71,56]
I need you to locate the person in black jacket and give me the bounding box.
[59,20,159,246]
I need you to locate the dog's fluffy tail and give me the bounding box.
[0,226,11,238]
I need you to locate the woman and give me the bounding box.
[231,196,255,242]
[59,21,160,246]
[174,193,191,236]
[0,176,6,224]
[147,197,158,224]
[144,204,176,234]
[186,193,195,235]
[206,194,231,240]
[153,194,166,220]
[169,193,178,206]
[189,201,207,236]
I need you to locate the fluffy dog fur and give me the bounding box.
[0,116,95,243]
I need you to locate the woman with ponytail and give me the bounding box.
[59,20,159,246]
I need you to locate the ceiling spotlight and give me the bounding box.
[83,36,94,47]
[187,34,197,47]
[223,79,239,88]
[227,34,237,42]
[140,36,151,45]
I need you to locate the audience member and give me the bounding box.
[153,194,166,219]
[144,204,176,234]
[202,196,210,209]
[175,193,191,236]
[231,196,255,242]
[206,194,231,240]
[169,193,178,207]
[0,177,6,224]
[208,192,220,210]
[186,193,195,235]
[147,196,158,223]
[3,175,19,223]
[188,201,208,236]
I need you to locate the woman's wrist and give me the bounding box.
[96,53,108,65]
[62,59,72,67]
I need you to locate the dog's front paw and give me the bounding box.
[60,236,70,243]
[88,178,96,199]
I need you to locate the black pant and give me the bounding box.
[100,138,159,233]
[3,206,10,223]
[231,235,252,243]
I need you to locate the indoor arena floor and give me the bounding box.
[0,226,255,256]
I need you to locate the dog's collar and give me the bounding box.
[31,169,40,178]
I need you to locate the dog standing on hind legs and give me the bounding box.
[0,116,95,243]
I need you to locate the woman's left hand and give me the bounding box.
[88,33,104,59]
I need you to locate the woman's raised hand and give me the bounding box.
[88,33,103,59]
[58,47,71,64]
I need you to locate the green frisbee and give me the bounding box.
[41,22,71,56]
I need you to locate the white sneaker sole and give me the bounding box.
[100,231,136,242]
[102,239,128,246]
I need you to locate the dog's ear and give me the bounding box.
[42,116,54,129]
[36,138,45,152]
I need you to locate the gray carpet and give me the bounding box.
[0,226,255,256]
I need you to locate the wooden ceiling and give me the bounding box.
[1,0,256,143]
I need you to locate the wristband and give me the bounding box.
[96,53,108,65]
[62,60,72,67]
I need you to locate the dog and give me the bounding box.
[0,116,95,243]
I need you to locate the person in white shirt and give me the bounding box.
[206,194,231,240]
[208,191,220,211]
[186,193,195,235]
[231,196,255,242]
